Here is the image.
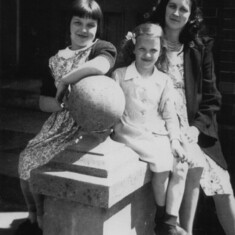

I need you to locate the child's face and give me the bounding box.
[70,16,98,50]
[133,35,161,72]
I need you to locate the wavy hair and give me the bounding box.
[149,0,206,44]
[116,23,163,67]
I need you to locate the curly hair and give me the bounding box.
[149,0,206,44]
[116,23,163,67]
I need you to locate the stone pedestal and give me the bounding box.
[30,134,155,235]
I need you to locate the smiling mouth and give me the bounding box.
[170,18,180,23]
[77,34,88,38]
[142,59,152,62]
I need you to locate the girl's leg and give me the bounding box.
[163,162,188,235]
[152,171,170,206]
[213,194,235,235]
[166,162,188,217]
[179,167,203,235]
[152,171,170,227]
[20,179,37,223]
[152,170,187,235]
[32,193,44,229]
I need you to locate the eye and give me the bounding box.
[168,3,176,9]
[151,49,158,54]
[180,7,189,13]
[73,20,82,26]
[87,23,96,28]
[138,48,145,52]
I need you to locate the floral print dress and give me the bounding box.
[18,43,95,181]
[158,47,233,196]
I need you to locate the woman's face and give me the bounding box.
[133,35,161,73]
[165,0,191,32]
[70,16,98,50]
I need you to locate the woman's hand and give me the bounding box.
[183,126,200,144]
[56,80,69,104]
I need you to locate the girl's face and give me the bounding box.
[70,16,98,50]
[133,35,161,73]
[165,0,191,32]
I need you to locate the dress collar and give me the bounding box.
[68,39,98,53]
[124,62,158,81]
[59,39,98,59]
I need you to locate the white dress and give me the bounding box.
[112,62,180,173]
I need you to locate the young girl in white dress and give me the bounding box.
[17,0,116,233]
[111,23,190,235]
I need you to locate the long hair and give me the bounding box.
[149,0,206,44]
[64,0,103,45]
[116,23,163,68]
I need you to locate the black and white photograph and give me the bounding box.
[0,0,235,234]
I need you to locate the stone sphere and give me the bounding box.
[68,75,125,132]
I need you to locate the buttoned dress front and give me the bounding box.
[112,62,180,173]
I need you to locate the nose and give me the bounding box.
[145,52,151,58]
[173,8,180,16]
[81,26,87,33]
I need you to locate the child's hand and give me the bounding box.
[60,96,69,110]
[56,80,69,104]
[171,139,193,165]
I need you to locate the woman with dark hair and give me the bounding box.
[149,0,235,234]
[17,0,116,234]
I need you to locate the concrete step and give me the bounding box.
[0,79,42,110]
[0,106,50,208]
[0,107,50,134]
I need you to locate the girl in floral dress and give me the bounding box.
[17,0,116,232]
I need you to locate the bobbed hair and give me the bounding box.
[64,0,103,45]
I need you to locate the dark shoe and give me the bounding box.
[154,217,165,235]
[154,222,163,235]
[155,223,187,235]
[15,219,42,235]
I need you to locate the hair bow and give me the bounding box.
[125,31,136,44]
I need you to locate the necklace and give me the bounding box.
[164,39,183,52]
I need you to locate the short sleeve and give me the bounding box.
[89,40,117,69]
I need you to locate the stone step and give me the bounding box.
[0,79,41,110]
[0,106,50,207]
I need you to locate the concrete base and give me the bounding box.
[43,184,155,235]
[31,135,155,235]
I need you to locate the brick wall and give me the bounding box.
[202,0,235,185]
[202,0,235,126]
